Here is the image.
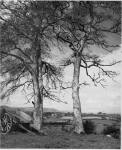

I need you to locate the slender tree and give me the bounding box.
[54,1,121,133]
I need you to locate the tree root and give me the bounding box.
[18,124,37,135]
[18,124,47,136]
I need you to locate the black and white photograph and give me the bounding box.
[0,0,121,149]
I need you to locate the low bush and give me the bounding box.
[103,125,120,139]
[83,120,96,134]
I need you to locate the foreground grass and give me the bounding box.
[0,126,120,149]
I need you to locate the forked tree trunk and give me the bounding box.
[32,76,43,131]
[72,55,84,134]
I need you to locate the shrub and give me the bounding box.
[83,120,96,134]
[103,125,120,139]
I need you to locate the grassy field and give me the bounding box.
[92,119,120,134]
[0,124,120,149]
[0,106,120,149]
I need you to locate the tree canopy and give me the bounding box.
[54,1,121,86]
[0,1,64,103]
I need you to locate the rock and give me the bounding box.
[106,134,112,137]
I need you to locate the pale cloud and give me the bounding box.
[0,45,121,114]
[79,83,121,113]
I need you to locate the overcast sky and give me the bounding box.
[0,2,121,114]
[1,45,121,114]
[0,38,121,114]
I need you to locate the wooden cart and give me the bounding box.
[0,106,72,135]
[0,106,33,134]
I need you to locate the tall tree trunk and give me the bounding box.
[31,29,43,131]
[32,75,43,131]
[72,55,84,134]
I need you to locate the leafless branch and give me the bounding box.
[0,51,33,74]
[0,80,31,100]
[43,87,67,104]
[80,55,121,87]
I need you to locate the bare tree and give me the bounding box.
[54,1,121,134]
[0,1,121,134]
[0,1,63,131]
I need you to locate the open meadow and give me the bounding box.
[0,119,121,149]
[0,106,121,148]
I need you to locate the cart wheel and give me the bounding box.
[1,113,13,134]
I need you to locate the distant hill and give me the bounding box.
[44,108,59,112]
[0,105,59,113]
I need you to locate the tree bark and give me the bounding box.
[72,54,84,134]
[31,28,43,131]
[32,75,43,131]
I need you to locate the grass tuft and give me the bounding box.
[83,120,96,134]
[103,125,120,139]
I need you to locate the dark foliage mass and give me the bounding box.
[103,125,120,139]
[83,120,96,134]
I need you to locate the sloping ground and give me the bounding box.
[0,105,59,113]
[0,126,120,149]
